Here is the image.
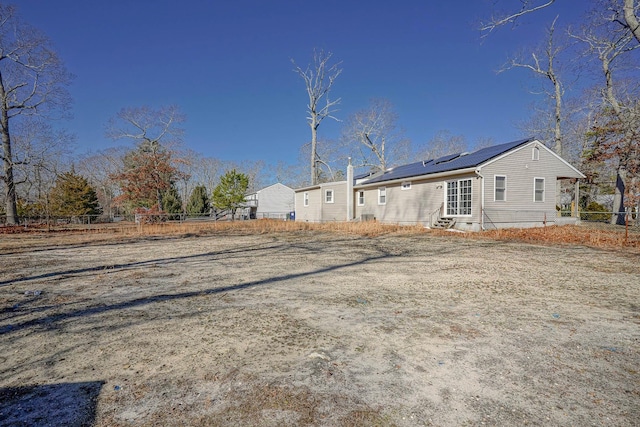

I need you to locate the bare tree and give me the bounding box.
[267,160,307,189]
[297,137,345,183]
[76,147,129,218]
[481,0,556,35]
[501,16,568,156]
[572,6,640,224]
[340,98,411,172]
[518,97,586,165]
[106,105,185,151]
[482,0,640,43]
[12,119,73,207]
[621,0,640,43]
[416,130,468,160]
[501,15,574,207]
[196,156,224,196]
[473,136,497,151]
[292,49,342,185]
[0,5,73,224]
[161,153,225,216]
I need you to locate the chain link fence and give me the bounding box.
[575,211,640,234]
[2,210,639,244]
[481,208,639,240]
[0,211,293,228]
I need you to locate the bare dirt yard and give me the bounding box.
[0,226,638,426]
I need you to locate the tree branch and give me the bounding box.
[481,0,556,36]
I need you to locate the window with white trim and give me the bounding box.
[357,190,365,206]
[532,146,540,161]
[401,181,411,190]
[378,187,386,205]
[534,178,545,202]
[325,189,334,203]
[446,179,472,216]
[303,192,309,207]
[494,175,506,202]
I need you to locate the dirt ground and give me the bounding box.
[0,229,638,426]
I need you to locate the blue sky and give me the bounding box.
[16,0,588,168]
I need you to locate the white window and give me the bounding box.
[446,179,472,216]
[401,181,411,190]
[378,187,386,205]
[325,189,334,204]
[532,146,540,161]
[357,190,365,206]
[303,192,309,207]
[494,175,506,202]
[534,178,545,202]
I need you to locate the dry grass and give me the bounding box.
[126,219,426,238]
[1,219,638,252]
[2,222,638,425]
[473,224,640,250]
[130,220,639,251]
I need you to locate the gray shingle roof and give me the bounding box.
[360,137,534,185]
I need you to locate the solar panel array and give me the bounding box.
[360,137,534,185]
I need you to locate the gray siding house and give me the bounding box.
[244,183,295,220]
[294,138,585,230]
[295,181,348,222]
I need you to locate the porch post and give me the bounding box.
[574,179,580,219]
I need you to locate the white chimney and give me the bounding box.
[346,157,354,221]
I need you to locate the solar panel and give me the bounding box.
[360,137,534,185]
[433,153,461,164]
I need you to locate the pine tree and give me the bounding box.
[186,185,210,215]
[162,186,183,219]
[212,170,249,220]
[49,172,101,217]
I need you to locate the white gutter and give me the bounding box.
[354,167,478,189]
[475,168,485,231]
[294,184,321,192]
[294,180,347,193]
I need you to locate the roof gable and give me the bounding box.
[479,140,585,178]
[257,182,293,194]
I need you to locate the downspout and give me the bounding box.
[346,157,354,221]
[475,169,485,230]
[574,179,580,221]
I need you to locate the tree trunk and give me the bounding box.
[553,79,562,156]
[624,0,640,44]
[310,117,318,185]
[611,165,626,225]
[1,107,18,225]
[554,79,563,209]
[156,188,163,211]
[599,53,632,226]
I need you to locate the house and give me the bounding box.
[294,138,585,230]
[243,183,295,220]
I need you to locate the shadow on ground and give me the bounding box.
[0,381,104,426]
[0,243,398,336]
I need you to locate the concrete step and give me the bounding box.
[433,217,456,229]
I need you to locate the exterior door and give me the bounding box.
[446,179,472,216]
